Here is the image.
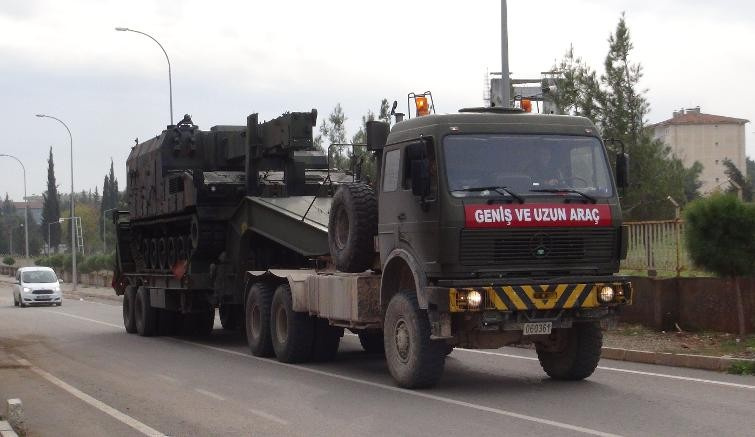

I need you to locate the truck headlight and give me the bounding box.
[467,290,482,308]
[598,286,615,303]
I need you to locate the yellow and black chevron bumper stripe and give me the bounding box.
[448,282,631,312]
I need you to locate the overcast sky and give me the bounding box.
[1,0,753,202]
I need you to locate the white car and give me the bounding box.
[13,267,63,307]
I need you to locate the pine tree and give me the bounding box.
[40,147,61,250]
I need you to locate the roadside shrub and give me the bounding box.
[78,256,94,274]
[684,194,755,336]
[49,254,65,270]
[35,257,49,266]
[727,361,755,376]
[2,256,15,266]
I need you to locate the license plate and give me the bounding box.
[523,322,552,335]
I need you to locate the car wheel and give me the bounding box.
[13,294,19,307]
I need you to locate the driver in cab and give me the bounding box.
[526,146,563,187]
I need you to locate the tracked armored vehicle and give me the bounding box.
[114,99,632,388]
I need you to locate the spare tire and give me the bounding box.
[328,183,378,272]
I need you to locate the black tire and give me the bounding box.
[245,282,275,357]
[443,344,454,356]
[536,322,603,381]
[327,183,378,273]
[135,286,157,337]
[358,330,385,354]
[270,284,314,363]
[14,294,19,307]
[312,318,343,362]
[384,291,446,388]
[123,285,137,334]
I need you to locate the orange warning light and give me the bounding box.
[521,99,532,113]
[415,96,430,116]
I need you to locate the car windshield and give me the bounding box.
[22,270,58,283]
[443,134,614,198]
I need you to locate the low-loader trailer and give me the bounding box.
[113,100,631,388]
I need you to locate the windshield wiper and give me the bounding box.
[455,186,525,204]
[529,188,596,204]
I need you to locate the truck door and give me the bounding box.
[378,139,440,270]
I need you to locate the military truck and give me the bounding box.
[113,98,632,388]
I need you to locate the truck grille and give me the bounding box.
[460,228,616,266]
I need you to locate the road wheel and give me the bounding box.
[13,294,19,307]
[327,183,377,273]
[384,291,446,388]
[123,285,137,334]
[358,330,385,354]
[135,286,157,336]
[271,284,313,363]
[245,282,275,357]
[536,322,603,381]
[312,318,343,362]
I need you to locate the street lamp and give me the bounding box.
[36,114,77,290]
[115,27,174,125]
[0,154,28,259]
[102,207,117,253]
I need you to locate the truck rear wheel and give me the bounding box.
[384,291,446,388]
[536,322,603,380]
[245,282,275,357]
[135,286,157,337]
[328,183,377,273]
[358,330,385,354]
[271,284,313,363]
[123,285,137,334]
[312,318,343,362]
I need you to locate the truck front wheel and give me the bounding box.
[271,284,314,363]
[536,322,603,380]
[123,285,137,334]
[384,291,446,388]
[245,282,275,357]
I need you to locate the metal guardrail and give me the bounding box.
[621,220,692,275]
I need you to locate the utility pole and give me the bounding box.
[500,0,511,108]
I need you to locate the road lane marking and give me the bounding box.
[194,388,226,401]
[451,348,755,390]
[41,309,122,329]
[175,340,621,437]
[155,374,178,384]
[12,356,165,436]
[247,408,289,426]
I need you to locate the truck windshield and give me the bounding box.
[444,134,613,198]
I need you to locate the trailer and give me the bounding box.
[113,98,632,388]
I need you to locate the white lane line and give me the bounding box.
[12,356,165,437]
[194,388,226,401]
[247,408,289,426]
[175,340,620,437]
[155,374,178,384]
[40,309,122,329]
[452,348,755,390]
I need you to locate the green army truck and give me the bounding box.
[113,100,631,388]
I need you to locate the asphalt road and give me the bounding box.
[1,282,753,437]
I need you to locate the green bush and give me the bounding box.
[35,257,49,267]
[78,256,94,274]
[2,256,15,266]
[49,254,65,270]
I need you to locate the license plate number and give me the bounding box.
[523,322,552,335]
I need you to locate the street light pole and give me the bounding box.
[35,114,77,290]
[0,154,28,259]
[102,208,117,253]
[115,27,174,125]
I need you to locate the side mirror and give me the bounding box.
[616,152,629,189]
[411,159,431,197]
[366,121,390,151]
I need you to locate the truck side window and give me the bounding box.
[403,140,437,196]
[382,149,400,192]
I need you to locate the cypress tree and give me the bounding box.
[40,147,61,249]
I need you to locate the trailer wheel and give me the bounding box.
[384,291,446,388]
[135,286,157,336]
[328,183,377,273]
[123,285,137,334]
[271,284,314,363]
[536,322,603,380]
[357,330,385,354]
[245,282,275,357]
[312,318,343,362]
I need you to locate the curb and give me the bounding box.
[0,420,19,437]
[601,347,755,371]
